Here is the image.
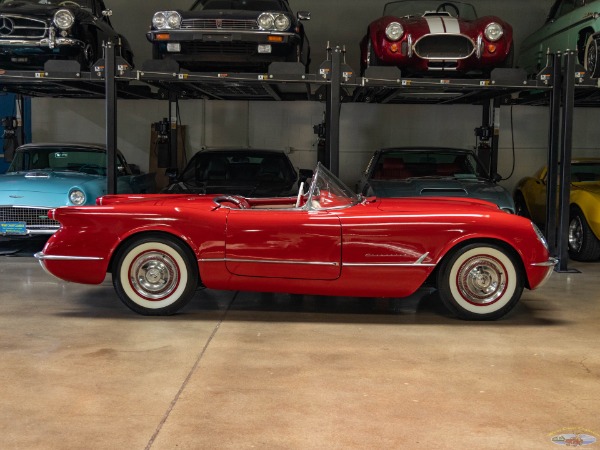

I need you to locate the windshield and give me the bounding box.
[181,151,296,186]
[0,0,93,7]
[193,0,287,11]
[570,162,600,182]
[306,163,358,210]
[383,1,477,20]
[369,149,489,180]
[7,147,123,176]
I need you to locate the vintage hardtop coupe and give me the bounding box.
[360,0,513,76]
[36,163,556,320]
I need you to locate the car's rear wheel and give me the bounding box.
[113,234,199,315]
[585,36,600,78]
[568,207,600,261]
[437,243,523,320]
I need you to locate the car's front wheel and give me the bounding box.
[437,243,524,320]
[568,207,600,261]
[113,234,199,315]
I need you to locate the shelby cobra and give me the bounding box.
[514,158,600,261]
[0,143,154,245]
[36,163,556,320]
[360,1,513,76]
[0,0,133,70]
[357,147,515,213]
[146,0,310,72]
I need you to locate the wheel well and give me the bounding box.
[578,27,595,62]
[427,238,529,289]
[108,231,201,283]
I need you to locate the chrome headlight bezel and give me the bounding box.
[273,14,291,31]
[53,9,75,30]
[484,22,504,42]
[257,12,275,30]
[531,222,549,250]
[385,22,404,41]
[153,11,181,30]
[69,189,86,206]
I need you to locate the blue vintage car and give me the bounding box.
[0,143,154,251]
[356,147,515,214]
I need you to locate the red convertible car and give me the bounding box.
[360,1,513,76]
[35,163,556,320]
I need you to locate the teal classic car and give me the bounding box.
[0,143,154,250]
[518,0,600,77]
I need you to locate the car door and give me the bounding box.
[225,208,341,280]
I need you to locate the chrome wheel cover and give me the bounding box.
[568,216,583,252]
[129,251,179,300]
[588,41,597,74]
[456,256,507,305]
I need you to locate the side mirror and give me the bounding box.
[298,168,313,186]
[297,11,310,21]
[165,167,179,183]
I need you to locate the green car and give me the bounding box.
[518,0,600,77]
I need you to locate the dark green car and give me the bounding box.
[518,0,600,77]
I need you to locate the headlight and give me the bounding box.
[258,12,275,30]
[69,189,86,206]
[274,14,290,31]
[54,9,75,30]
[484,22,503,42]
[385,22,404,41]
[153,11,181,30]
[531,222,549,250]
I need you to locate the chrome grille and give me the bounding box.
[414,35,474,60]
[0,15,48,39]
[181,18,259,31]
[0,206,59,230]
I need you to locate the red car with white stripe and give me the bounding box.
[360,1,513,76]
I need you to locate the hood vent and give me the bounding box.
[420,187,467,195]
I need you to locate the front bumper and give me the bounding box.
[530,257,559,290]
[147,29,298,44]
[0,37,85,49]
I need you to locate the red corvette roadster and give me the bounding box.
[360,1,513,76]
[36,163,555,320]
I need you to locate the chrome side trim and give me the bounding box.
[34,252,104,261]
[200,258,339,267]
[344,262,436,267]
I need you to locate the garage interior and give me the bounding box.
[1,0,600,448]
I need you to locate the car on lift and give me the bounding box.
[514,158,600,261]
[518,0,600,77]
[360,1,513,76]
[356,147,515,213]
[0,143,154,253]
[36,162,555,319]
[163,148,311,197]
[0,0,134,70]
[146,0,310,73]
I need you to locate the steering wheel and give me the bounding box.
[214,195,247,209]
[59,1,80,6]
[295,182,305,208]
[436,2,459,16]
[78,164,102,175]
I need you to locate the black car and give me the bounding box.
[356,147,515,213]
[0,0,134,70]
[163,149,311,197]
[146,0,310,72]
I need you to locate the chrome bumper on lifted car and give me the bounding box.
[0,37,85,49]
[148,29,297,45]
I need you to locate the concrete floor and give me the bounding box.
[0,256,599,449]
